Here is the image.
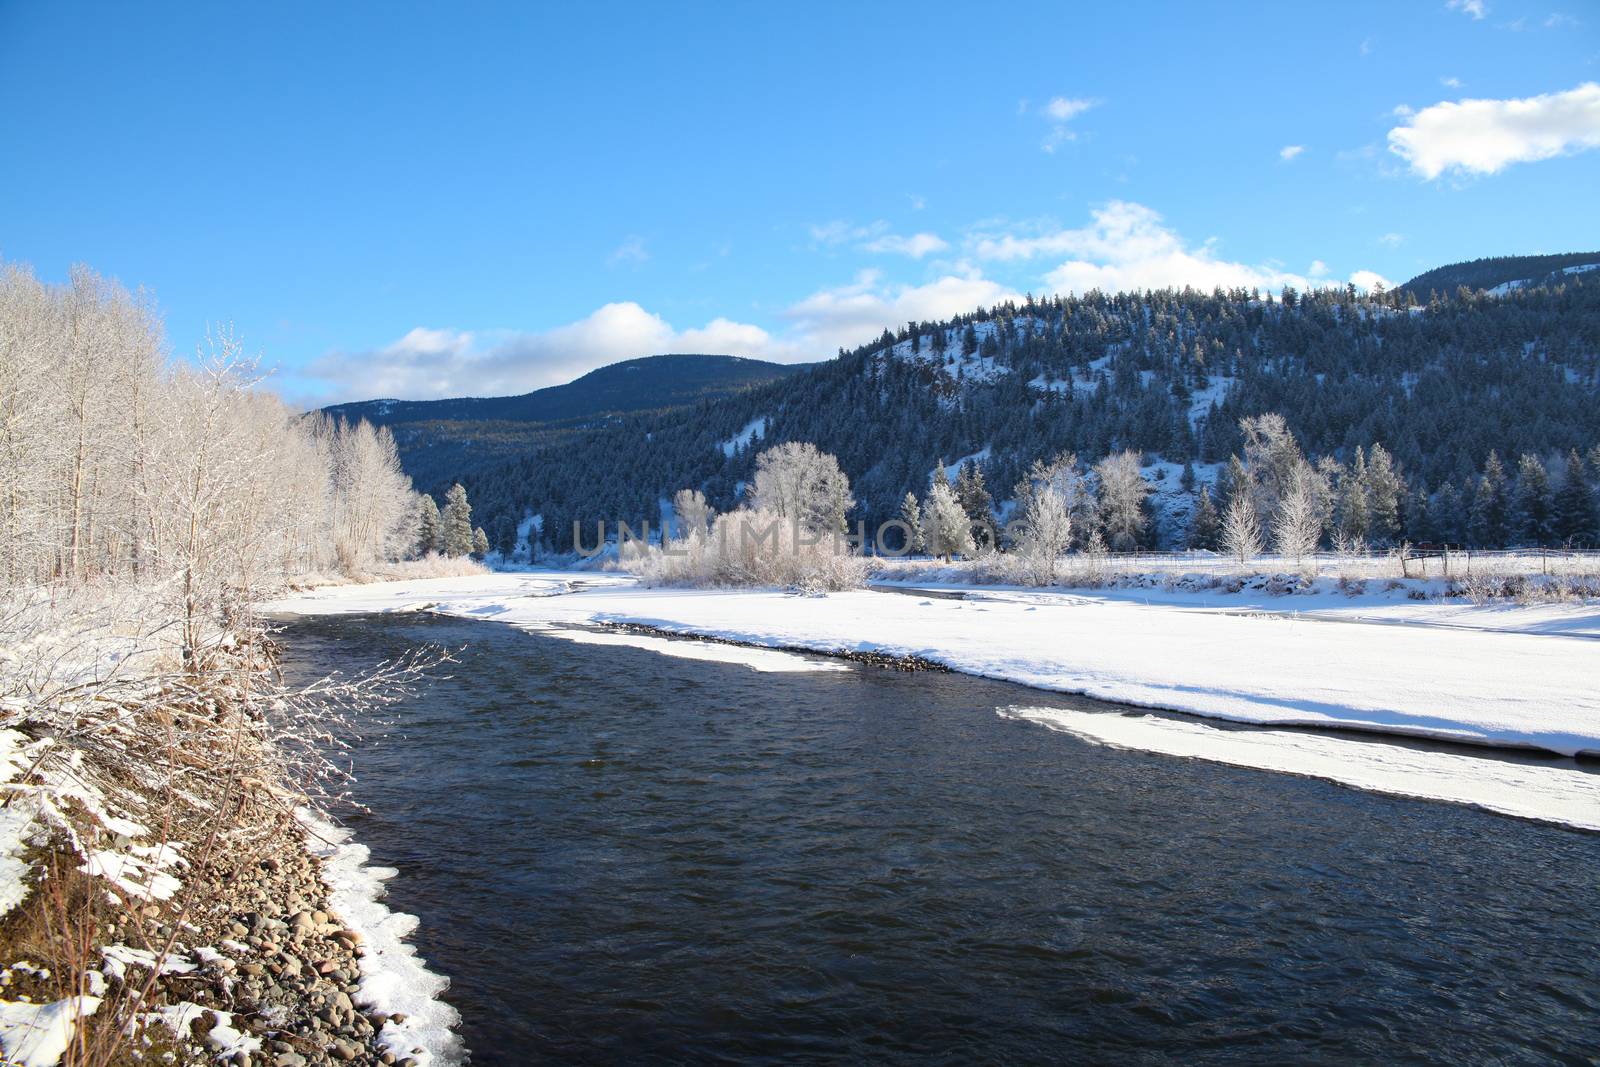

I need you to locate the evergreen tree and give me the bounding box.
[1365,444,1403,546]
[415,494,442,555]
[472,526,490,558]
[1188,484,1221,550]
[898,492,924,553]
[1469,451,1510,548]
[955,461,996,548]
[1335,449,1370,548]
[1512,453,1554,546]
[1555,450,1597,546]
[1427,481,1466,545]
[442,482,475,556]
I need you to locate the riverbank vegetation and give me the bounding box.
[0,260,459,1064]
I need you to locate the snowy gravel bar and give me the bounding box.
[268,573,1600,756]
[266,572,1600,827]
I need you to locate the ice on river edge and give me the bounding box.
[299,808,465,1066]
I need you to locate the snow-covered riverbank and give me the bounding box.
[266,572,1600,830]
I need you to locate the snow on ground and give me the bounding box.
[265,574,1600,751]
[0,996,100,1067]
[717,416,766,458]
[266,572,1600,828]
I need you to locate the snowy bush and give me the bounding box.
[634,508,867,592]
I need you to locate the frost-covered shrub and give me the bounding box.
[634,508,867,591]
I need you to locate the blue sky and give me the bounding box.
[2,1,1597,405]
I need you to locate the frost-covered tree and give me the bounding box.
[672,488,713,539]
[1273,463,1323,563]
[897,492,923,553]
[1012,452,1093,550]
[922,481,974,560]
[751,442,853,533]
[472,526,490,558]
[1092,450,1148,552]
[441,483,475,556]
[1016,477,1074,581]
[1220,494,1263,564]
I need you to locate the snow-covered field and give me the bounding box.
[265,572,1600,830]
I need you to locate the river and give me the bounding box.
[277,612,1600,1065]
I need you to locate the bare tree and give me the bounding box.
[1221,494,1264,565]
[1273,463,1324,564]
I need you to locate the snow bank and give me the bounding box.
[525,625,850,672]
[268,572,1600,825]
[1000,706,1600,831]
[299,810,464,1067]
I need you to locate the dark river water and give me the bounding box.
[276,613,1600,1065]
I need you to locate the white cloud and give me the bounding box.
[1038,96,1100,152]
[1446,0,1487,19]
[808,219,886,247]
[1441,76,1462,88]
[971,200,1381,296]
[1279,144,1306,161]
[1378,232,1406,247]
[1350,270,1395,291]
[1387,82,1600,178]
[608,235,649,266]
[1545,12,1578,28]
[783,270,1023,355]
[860,232,950,258]
[306,303,795,403]
[1309,260,1329,276]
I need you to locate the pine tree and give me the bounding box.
[1469,451,1510,548]
[415,494,442,555]
[1188,485,1221,550]
[1365,444,1402,545]
[1555,450,1597,546]
[955,461,996,548]
[472,526,490,558]
[1335,448,1369,548]
[898,492,924,553]
[1512,453,1554,546]
[1427,481,1466,545]
[442,482,475,556]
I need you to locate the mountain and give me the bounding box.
[1400,253,1600,301]
[324,353,806,426]
[442,264,1600,556]
[320,354,809,487]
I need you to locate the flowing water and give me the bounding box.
[277,613,1600,1065]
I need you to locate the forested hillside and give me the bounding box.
[437,272,1600,555]
[1400,253,1600,301]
